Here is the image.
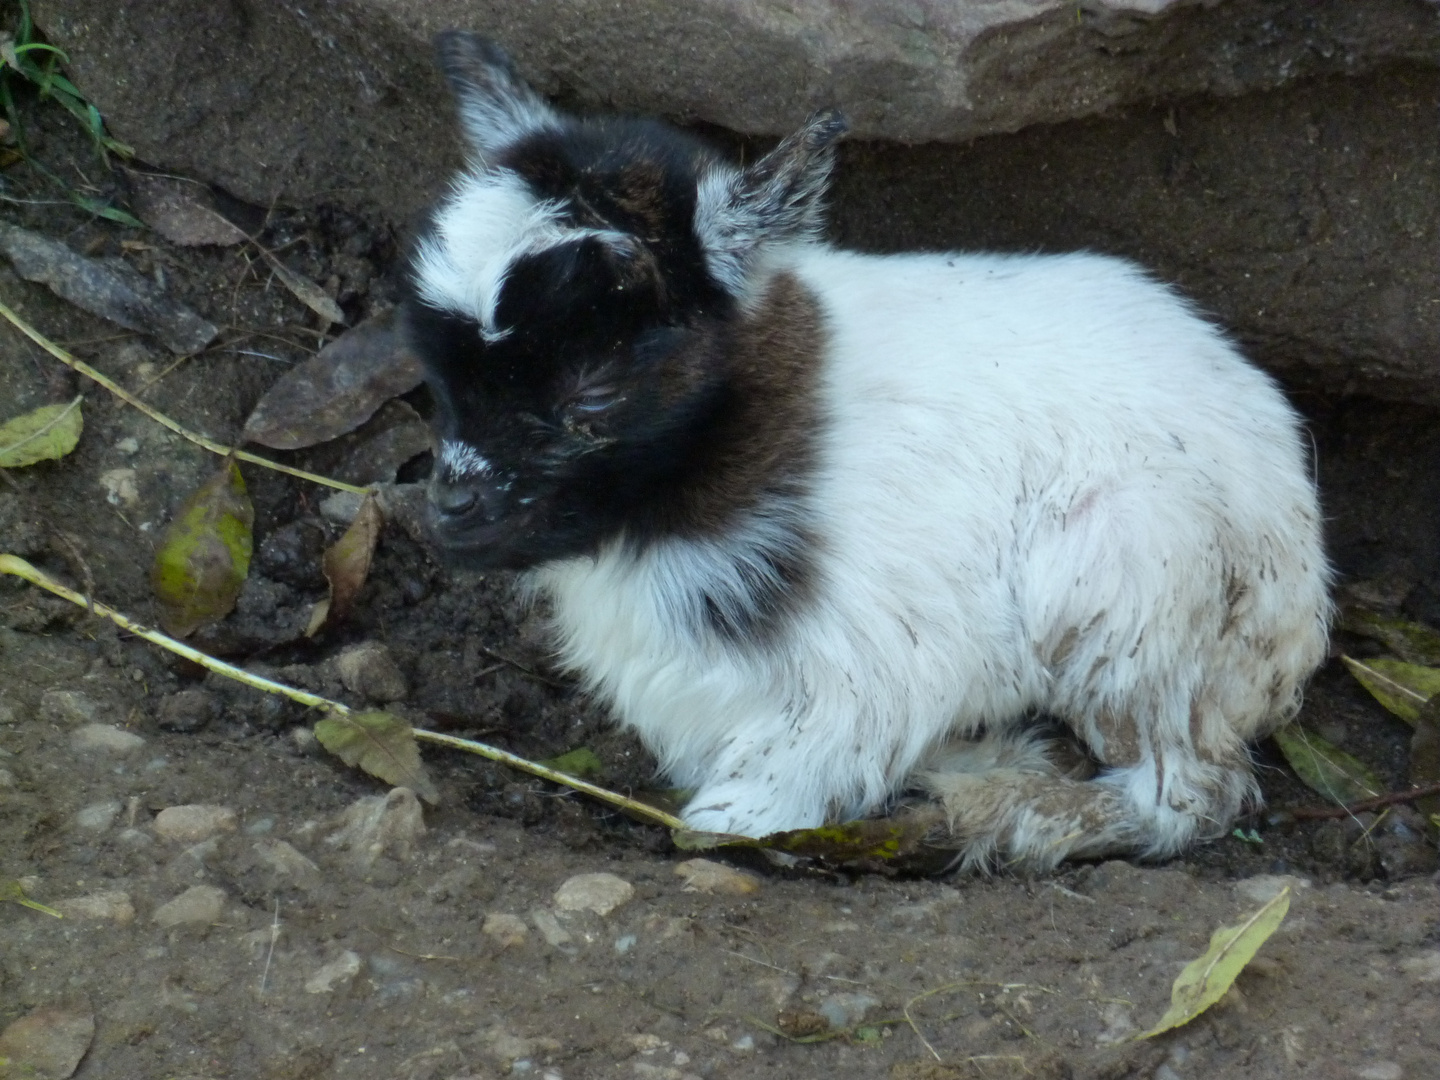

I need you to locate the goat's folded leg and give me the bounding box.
[921,728,1258,872]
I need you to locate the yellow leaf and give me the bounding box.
[149,458,254,637]
[1342,655,1440,726]
[1136,887,1290,1039]
[0,395,83,467]
[314,710,439,804]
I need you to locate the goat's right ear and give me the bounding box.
[694,109,848,296]
[434,31,561,161]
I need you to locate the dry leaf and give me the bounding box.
[266,256,345,326]
[675,811,940,871]
[241,310,423,450]
[150,458,254,638]
[0,396,83,467]
[306,492,382,636]
[1342,655,1440,726]
[1135,887,1290,1039]
[303,399,434,487]
[0,222,217,354]
[126,172,246,246]
[1272,724,1383,805]
[313,710,439,804]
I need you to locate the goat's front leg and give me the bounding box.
[676,721,870,837]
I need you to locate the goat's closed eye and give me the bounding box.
[567,386,621,414]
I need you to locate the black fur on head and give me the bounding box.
[406,32,846,570]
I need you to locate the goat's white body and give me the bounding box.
[532,246,1329,864]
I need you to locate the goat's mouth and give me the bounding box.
[427,506,544,570]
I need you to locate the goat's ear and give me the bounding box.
[695,109,848,295]
[434,31,561,161]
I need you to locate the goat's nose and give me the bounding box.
[430,482,479,518]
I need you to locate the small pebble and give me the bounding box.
[0,768,14,787]
[253,839,322,887]
[326,787,426,868]
[305,950,363,994]
[673,858,762,896]
[320,490,365,524]
[153,804,238,843]
[115,437,140,455]
[52,890,136,924]
[1399,949,1440,982]
[70,724,146,755]
[156,688,218,733]
[152,884,226,927]
[334,641,408,703]
[614,934,637,955]
[1355,1064,1403,1080]
[1234,874,1309,905]
[817,991,880,1030]
[74,800,123,831]
[530,908,574,950]
[483,912,530,948]
[553,872,635,915]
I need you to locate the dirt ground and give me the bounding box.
[1,70,1438,1080]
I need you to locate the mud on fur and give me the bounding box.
[404,31,1332,871]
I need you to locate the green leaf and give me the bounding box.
[1341,610,1440,667]
[1342,655,1440,726]
[540,747,605,779]
[1,878,61,918]
[0,395,82,467]
[314,710,440,804]
[1136,887,1290,1039]
[1272,724,1383,804]
[149,458,254,637]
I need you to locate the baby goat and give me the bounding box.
[406,32,1331,870]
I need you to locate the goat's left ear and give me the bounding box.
[435,31,561,162]
[695,109,848,295]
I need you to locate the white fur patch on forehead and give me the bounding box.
[414,169,637,341]
[439,439,492,480]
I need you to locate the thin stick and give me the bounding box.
[0,299,369,495]
[0,553,685,831]
[1289,782,1440,819]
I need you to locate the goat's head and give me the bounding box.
[405,32,846,569]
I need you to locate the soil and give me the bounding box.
[1,73,1438,1080]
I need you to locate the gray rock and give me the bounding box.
[73,800,123,831]
[32,0,1439,222]
[52,890,136,924]
[305,950,363,994]
[40,689,102,726]
[334,641,408,703]
[483,912,530,948]
[153,804,238,843]
[325,787,427,869]
[69,724,145,755]
[153,884,227,927]
[156,688,218,733]
[553,872,635,915]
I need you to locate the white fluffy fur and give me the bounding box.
[415,49,1330,868]
[530,247,1331,867]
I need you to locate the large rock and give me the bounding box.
[33,0,1440,223]
[26,1,1440,401]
